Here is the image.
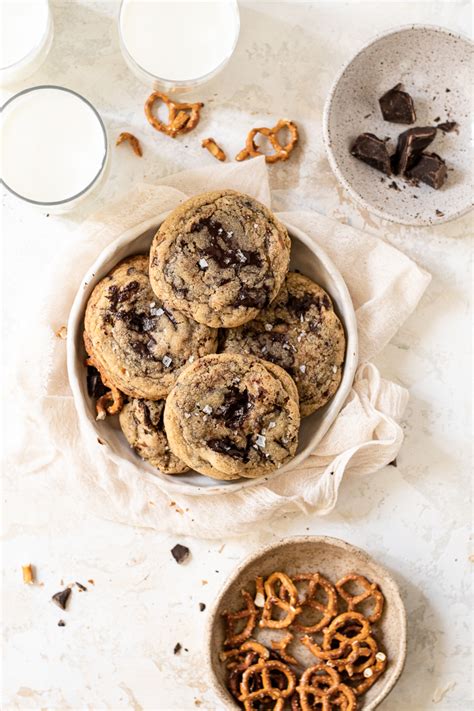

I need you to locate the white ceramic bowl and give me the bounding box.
[323,25,474,225]
[206,536,407,710]
[67,216,358,495]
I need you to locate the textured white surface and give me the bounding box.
[1,1,472,710]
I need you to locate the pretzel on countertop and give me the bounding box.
[336,573,384,623]
[260,572,302,629]
[202,137,226,161]
[144,91,204,138]
[236,119,299,164]
[116,132,142,157]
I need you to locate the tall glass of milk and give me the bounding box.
[1,86,109,212]
[0,0,54,87]
[119,0,240,91]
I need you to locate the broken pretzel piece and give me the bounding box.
[236,119,299,164]
[116,132,143,157]
[145,91,204,138]
[202,137,226,162]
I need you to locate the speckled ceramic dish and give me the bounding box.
[207,536,407,710]
[323,25,473,225]
[67,214,358,496]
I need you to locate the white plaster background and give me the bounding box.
[1,1,472,709]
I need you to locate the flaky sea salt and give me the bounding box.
[188,355,195,363]
[151,306,164,317]
[264,323,273,331]
[202,404,213,415]
[299,364,306,373]
[162,355,172,367]
[255,434,266,448]
[235,248,247,263]
[375,652,386,661]
[268,421,276,429]
[363,668,374,678]
[198,258,208,269]
[254,592,265,607]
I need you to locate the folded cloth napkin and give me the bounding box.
[12,158,430,538]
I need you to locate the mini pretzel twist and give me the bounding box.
[239,659,296,710]
[83,333,123,418]
[270,631,298,666]
[296,664,357,711]
[323,611,371,648]
[336,573,384,623]
[144,91,204,138]
[260,572,302,629]
[328,635,379,677]
[236,119,299,164]
[221,640,270,699]
[222,590,258,647]
[293,573,338,633]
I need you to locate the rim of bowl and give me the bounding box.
[0,0,52,72]
[66,215,358,497]
[322,23,474,227]
[1,85,108,207]
[118,0,240,89]
[206,535,408,711]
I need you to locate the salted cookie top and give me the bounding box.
[220,272,346,417]
[149,190,291,328]
[83,255,217,400]
[163,353,300,481]
[119,398,189,475]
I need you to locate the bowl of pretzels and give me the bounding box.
[206,536,407,710]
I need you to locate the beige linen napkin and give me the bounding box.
[12,158,430,538]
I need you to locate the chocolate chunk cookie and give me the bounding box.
[220,272,345,417]
[164,354,300,480]
[149,190,291,328]
[84,255,217,400]
[119,398,189,474]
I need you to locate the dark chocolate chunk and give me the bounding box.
[58,620,66,627]
[437,121,457,133]
[75,582,87,592]
[86,366,108,399]
[350,133,392,176]
[173,643,182,654]
[389,458,397,467]
[392,126,437,175]
[379,83,416,124]
[215,386,252,428]
[52,588,71,610]
[199,602,206,611]
[436,209,445,217]
[207,436,252,463]
[171,544,190,564]
[191,217,263,271]
[406,152,447,190]
[234,287,269,309]
[434,117,441,123]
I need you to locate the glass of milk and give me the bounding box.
[0,0,54,87]
[1,86,109,212]
[119,0,240,91]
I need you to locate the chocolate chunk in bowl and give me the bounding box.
[67,210,357,494]
[323,25,473,224]
[379,83,416,124]
[206,536,407,711]
[406,152,447,190]
[350,133,392,176]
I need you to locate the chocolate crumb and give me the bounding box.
[434,117,441,122]
[389,458,397,467]
[76,582,87,592]
[388,181,400,190]
[52,588,71,610]
[58,620,66,627]
[363,113,372,119]
[436,210,445,217]
[446,88,451,92]
[171,544,190,564]
[173,643,182,655]
[437,121,458,133]
[199,602,206,611]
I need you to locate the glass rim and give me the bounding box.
[118,0,240,88]
[1,84,108,207]
[0,0,52,72]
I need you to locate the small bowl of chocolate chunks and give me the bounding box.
[323,25,473,225]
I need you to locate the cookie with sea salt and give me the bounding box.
[84,255,217,400]
[164,354,300,480]
[119,398,189,474]
[219,272,345,417]
[149,190,291,328]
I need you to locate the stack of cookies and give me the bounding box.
[83,190,346,481]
